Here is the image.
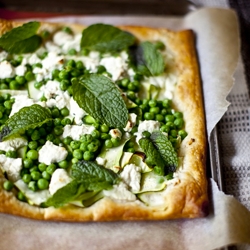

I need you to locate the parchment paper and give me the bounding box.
[1,8,249,250]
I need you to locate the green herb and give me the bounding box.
[43,180,83,208]
[131,41,165,76]
[80,23,136,53]
[139,131,178,175]
[71,160,120,191]
[72,74,128,128]
[0,22,42,54]
[0,104,52,141]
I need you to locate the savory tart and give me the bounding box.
[0,19,208,221]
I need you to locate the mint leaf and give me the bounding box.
[71,160,120,191]
[0,104,52,141]
[80,23,136,53]
[0,22,41,54]
[139,131,178,175]
[43,180,83,208]
[150,131,178,173]
[130,41,165,76]
[72,74,128,128]
[139,137,165,175]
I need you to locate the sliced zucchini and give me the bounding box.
[28,81,42,100]
[129,153,152,173]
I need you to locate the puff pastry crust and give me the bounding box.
[0,19,208,221]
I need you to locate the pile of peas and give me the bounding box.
[0,93,14,126]
[0,56,35,90]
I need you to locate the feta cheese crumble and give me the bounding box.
[62,124,95,140]
[0,61,15,79]
[38,141,68,165]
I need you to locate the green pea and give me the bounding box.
[51,107,60,118]
[121,78,130,88]
[76,61,84,70]
[25,71,35,81]
[38,127,46,137]
[28,141,38,150]
[0,149,5,154]
[46,133,55,141]
[38,163,47,172]
[40,96,47,102]
[63,136,72,145]
[23,158,33,168]
[162,99,171,108]
[170,129,178,138]
[54,125,63,136]
[155,41,165,50]
[144,112,154,120]
[100,133,110,140]
[26,149,38,160]
[17,191,26,201]
[61,107,69,117]
[149,107,160,114]
[67,59,76,67]
[3,180,13,191]
[60,79,70,91]
[174,118,184,129]
[127,91,136,100]
[105,139,113,148]
[28,181,38,191]
[80,48,89,56]
[161,108,168,116]
[111,138,120,147]
[41,30,50,39]
[178,130,188,140]
[91,130,100,139]
[71,69,81,77]
[53,138,61,145]
[42,171,51,180]
[62,26,73,34]
[134,73,143,81]
[73,149,83,160]
[4,100,13,109]
[38,138,46,145]
[37,178,49,190]
[155,114,164,122]
[0,83,8,89]
[31,171,41,181]
[22,174,32,184]
[30,166,39,172]
[59,70,70,80]
[80,134,93,143]
[148,99,157,107]
[9,80,19,90]
[160,124,170,133]
[100,124,109,133]
[31,130,40,141]
[15,75,26,85]
[83,115,96,124]
[58,160,68,169]
[61,118,72,126]
[68,48,77,55]
[72,158,79,164]
[70,140,81,149]
[142,131,151,138]
[46,164,57,175]
[173,112,183,119]
[127,82,136,91]
[165,115,175,123]
[87,143,99,152]
[52,69,60,79]
[83,151,94,161]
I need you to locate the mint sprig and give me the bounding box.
[130,41,165,76]
[71,160,120,191]
[72,74,128,128]
[0,21,42,54]
[80,23,136,53]
[139,131,178,175]
[0,104,52,141]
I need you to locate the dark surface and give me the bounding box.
[0,0,193,16]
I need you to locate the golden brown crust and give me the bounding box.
[0,19,208,221]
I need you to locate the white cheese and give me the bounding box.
[28,53,41,65]
[0,51,8,62]
[135,120,161,143]
[15,65,27,76]
[96,157,107,166]
[100,52,129,81]
[62,124,95,140]
[0,137,27,152]
[40,80,61,99]
[45,41,61,54]
[0,61,15,79]
[45,91,71,110]
[109,128,122,139]
[69,98,86,125]
[15,179,50,205]
[9,95,35,117]
[62,34,81,53]
[38,141,68,165]
[120,164,141,193]
[0,155,22,182]
[124,113,137,132]
[53,31,74,46]
[49,168,72,195]
[103,182,136,201]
